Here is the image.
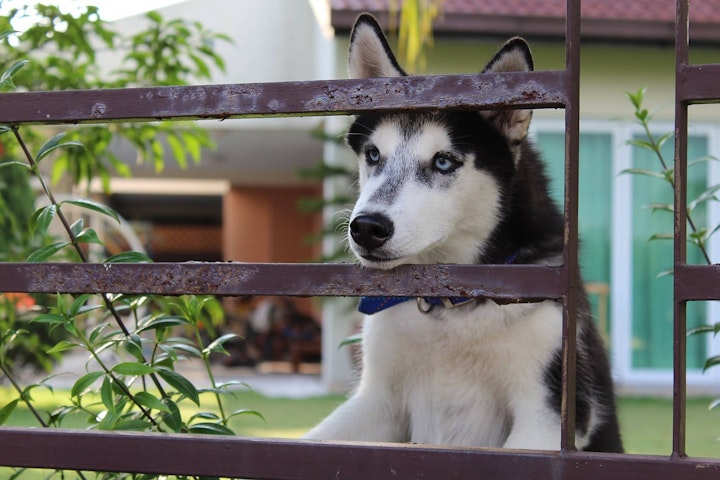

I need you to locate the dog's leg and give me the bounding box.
[304,391,405,442]
[502,408,561,451]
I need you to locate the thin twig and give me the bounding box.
[637,114,713,265]
[11,126,169,418]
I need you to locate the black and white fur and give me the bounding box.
[306,14,623,452]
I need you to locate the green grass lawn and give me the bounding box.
[1,387,718,478]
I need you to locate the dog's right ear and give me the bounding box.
[349,14,406,79]
[481,38,534,158]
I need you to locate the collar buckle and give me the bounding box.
[416,297,476,314]
[416,297,434,313]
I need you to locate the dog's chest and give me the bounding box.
[362,300,563,447]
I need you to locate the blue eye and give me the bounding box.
[365,146,381,165]
[433,154,459,173]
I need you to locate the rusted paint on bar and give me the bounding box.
[0,71,568,125]
[0,262,564,301]
[0,428,718,479]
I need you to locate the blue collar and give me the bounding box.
[357,251,521,315]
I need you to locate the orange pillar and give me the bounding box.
[223,185,322,315]
[223,185,321,263]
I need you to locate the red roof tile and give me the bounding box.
[332,0,720,23]
[331,0,720,43]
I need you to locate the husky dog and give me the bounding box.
[306,14,622,452]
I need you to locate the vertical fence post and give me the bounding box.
[560,0,582,453]
[672,0,689,458]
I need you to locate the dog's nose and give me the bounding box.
[350,214,394,250]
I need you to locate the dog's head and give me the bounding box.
[346,14,534,270]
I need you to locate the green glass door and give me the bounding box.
[535,132,613,344]
[630,135,708,369]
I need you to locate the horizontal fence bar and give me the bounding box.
[675,264,720,301]
[0,428,718,480]
[0,262,564,301]
[0,71,568,125]
[676,63,720,103]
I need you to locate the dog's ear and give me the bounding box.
[481,38,534,154]
[349,14,406,79]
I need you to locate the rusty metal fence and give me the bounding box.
[0,0,718,478]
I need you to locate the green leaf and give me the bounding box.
[338,334,362,349]
[31,313,68,326]
[190,412,220,422]
[88,322,111,345]
[635,108,649,123]
[69,218,84,237]
[0,59,29,90]
[96,410,119,430]
[203,333,240,356]
[703,355,720,372]
[74,227,103,245]
[26,241,71,262]
[104,251,152,263]
[687,325,716,337]
[71,371,105,398]
[36,132,85,163]
[648,233,673,242]
[627,87,646,110]
[100,377,115,413]
[157,368,200,406]
[620,168,665,180]
[112,362,156,376]
[114,419,153,431]
[146,10,163,23]
[182,132,202,164]
[69,293,94,317]
[61,199,119,224]
[688,184,720,211]
[161,398,183,433]
[138,316,190,334]
[188,422,235,436]
[122,334,145,362]
[227,408,265,423]
[29,205,57,235]
[133,391,170,413]
[645,203,673,214]
[46,340,79,354]
[0,160,30,170]
[0,399,19,425]
[164,342,202,358]
[0,30,18,43]
[655,132,672,149]
[166,134,187,169]
[655,268,674,279]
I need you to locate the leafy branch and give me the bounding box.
[626,87,720,389]
[0,5,229,191]
[0,7,261,478]
[626,87,716,265]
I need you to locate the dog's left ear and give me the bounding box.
[481,38,534,155]
[348,14,407,79]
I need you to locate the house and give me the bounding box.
[89,0,720,393]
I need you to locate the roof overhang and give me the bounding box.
[331,10,720,46]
